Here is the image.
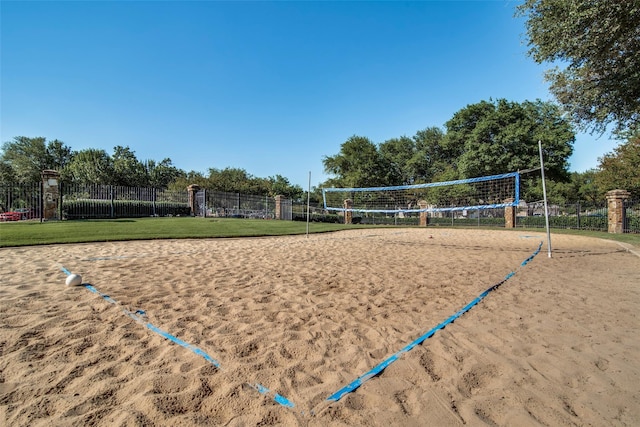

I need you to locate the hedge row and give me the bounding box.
[63,200,191,219]
[517,215,608,230]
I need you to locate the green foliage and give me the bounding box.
[518,0,640,134]
[66,148,114,184]
[517,214,607,231]
[0,137,73,183]
[322,136,386,188]
[444,99,574,183]
[292,212,342,223]
[596,135,640,198]
[62,199,190,219]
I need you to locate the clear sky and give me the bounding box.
[1,0,619,189]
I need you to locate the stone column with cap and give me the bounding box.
[606,189,630,233]
[504,198,516,228]
[41,169,60,220]
[187,184,201,216]
[343,199,353,224]
[275,195,283,220]
[418,200,429,227]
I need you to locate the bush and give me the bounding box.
[63,199,191,219]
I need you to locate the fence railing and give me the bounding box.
[61,184,190,219]
[0,182,43,220]
[197,190,276,219]
[2,181,639,234]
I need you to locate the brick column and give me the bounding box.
[418,200,429,227]
[344,199,353,224]
[275,195,284,220]
[606,189,630,233]
[41,169,60,220]
[504,198,516,228]
[187,184,200,216]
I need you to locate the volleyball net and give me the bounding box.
[322,172,520,214]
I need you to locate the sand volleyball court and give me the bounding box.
[1,228,639,426]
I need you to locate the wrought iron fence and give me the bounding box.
[624,198,640,234]
[198,190,276,219]
[516,201,609,231]
[0,182,43,220]
[2,180,639,234]
[62,184,190,219]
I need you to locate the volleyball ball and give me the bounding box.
[65,274,82,286]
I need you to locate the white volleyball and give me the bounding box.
[65,274,82,286]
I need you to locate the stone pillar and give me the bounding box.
[418,200,429,227]
[187,184,201,216]
[606,189,630,233]
[344,199,353,224]
[41,169,60,220]
[504,198,516,228]
[275,195,284,220]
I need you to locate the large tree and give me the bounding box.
[518,0,640,134]
[595,135,640,198]
[66,148,114,185]
[378,127,448,186]
[445,99,575,181]
[322,135,386,188]
[111,146,147,187]
[144,158,185,189]
[0,136,73,183]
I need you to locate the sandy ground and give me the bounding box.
[1,228,639,426]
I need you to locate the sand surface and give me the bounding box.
[1,228,639,426]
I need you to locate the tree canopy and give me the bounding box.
[518,0,640,134]
[444,99,574,181]
[0,137,73,183]
[322,99,575,203]
[596,134,640,198]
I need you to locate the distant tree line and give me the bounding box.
[0,137,304,200]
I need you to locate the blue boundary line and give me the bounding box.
[59,266,299,410]
[325,241,543,402]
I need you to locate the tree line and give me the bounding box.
[0,138,304,200]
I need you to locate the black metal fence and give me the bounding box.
[0,182,43,220]
[197,190,276,219]
[62,184,191,219]
[2,181,639,233]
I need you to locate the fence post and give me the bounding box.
[343,199,353,224]
[187,184,200,216]
[110,185,115,218]
[418,200,428,226]
[504,198,516,228]
[606,189,630,233]
[41,169,60,220]
[275,195,284,220]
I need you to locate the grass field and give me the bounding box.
[0,217,365,247]
[1,217,639,248]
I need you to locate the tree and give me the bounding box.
[445,99,574,177]
[322,135,386,188]
[144,158,185,189]
[0,136,73,183]
[66,149,114,185]
[517,0,640,134]
[378,136,416,185]
[111,146,147,187]
[266,175,303,199]
[595,135,640,198]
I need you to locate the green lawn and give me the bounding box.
[0,217,367,247]
[1,217,638,248]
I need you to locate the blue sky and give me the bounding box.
[1,0,619,189]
